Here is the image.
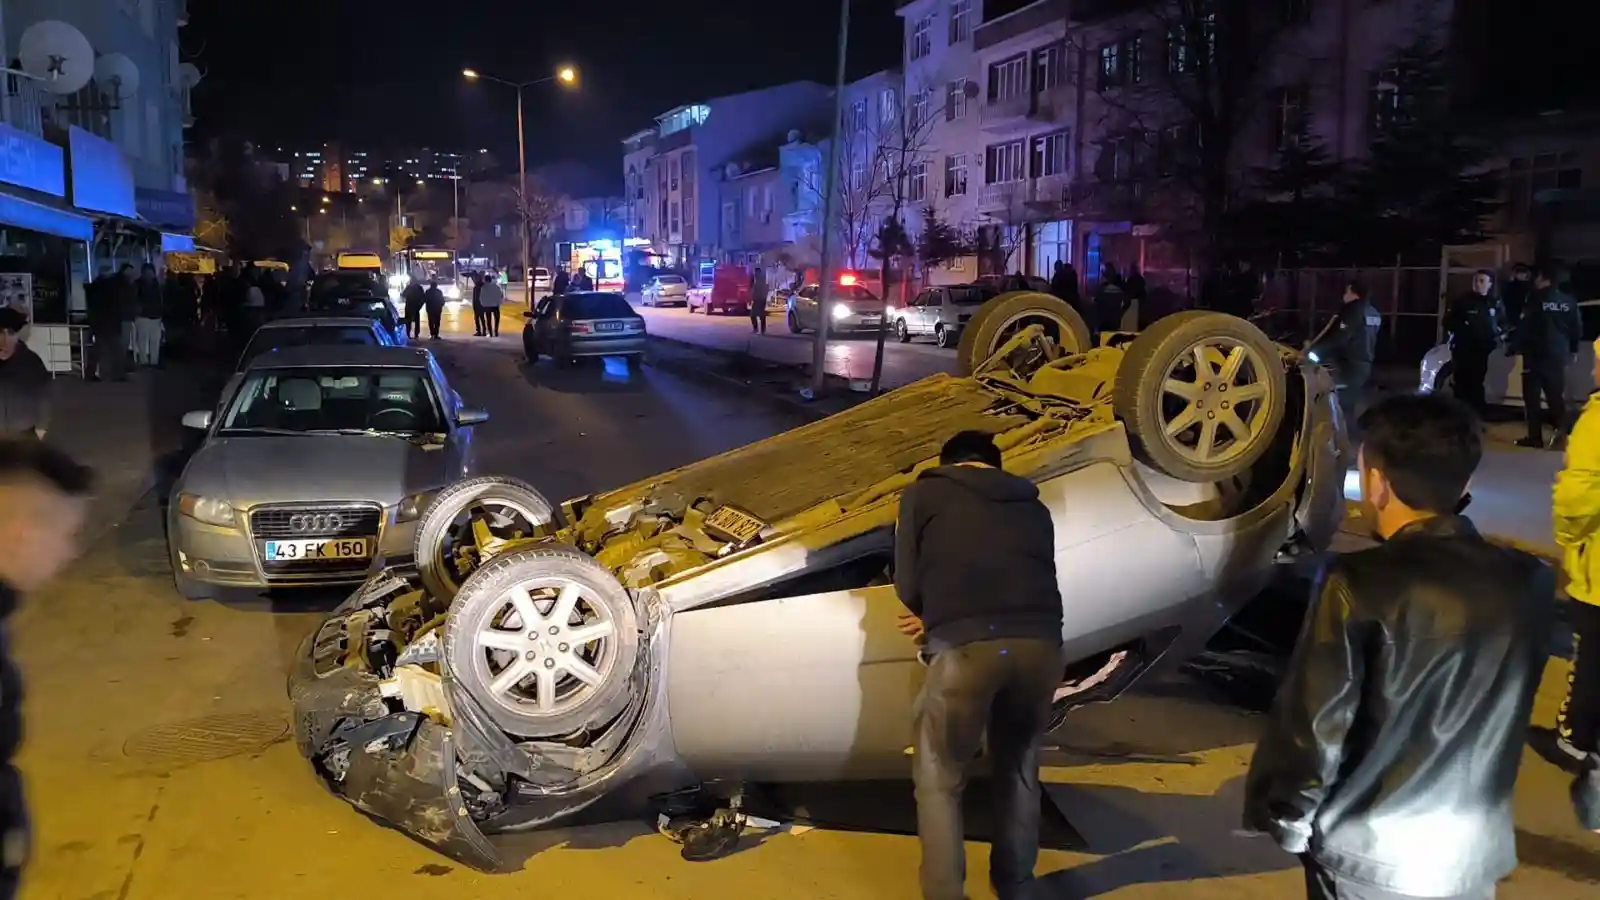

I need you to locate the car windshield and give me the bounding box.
[310,295,395,328]
[657,275,685,285]
[221,367,445,435]
[238,326,379,370]
[949,286,993,305]
[562,292,636,319]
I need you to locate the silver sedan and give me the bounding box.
[167,344,488,598]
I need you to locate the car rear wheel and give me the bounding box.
[935,326,956,349]
[956,291,1092,375]
[444,544,640,738]
[895,318,910,343]
[787,312,804,334]
[414,476,563,601]
[1113,311,1287,483]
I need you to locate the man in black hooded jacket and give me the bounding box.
[895,430,1062,900]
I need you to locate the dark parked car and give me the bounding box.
[524,291,647,364]
[305,293,406,345]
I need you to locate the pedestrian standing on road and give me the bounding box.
[162,272,198,359]
[1244,393,1556,900]
[895,430,1063,900]
[1444,269,1506,415]
[1515,262,1582,450]
[84,266,122,383]
[0,439,94,900]
[401,278,426,340]
[132,264,165,369]
[0,309,50,442]
[1308,281,1380,443]
[1228,259,1263,319]
[1124,264,1148,328]
[1091,264,1128,345]
[552,268,570,297]
[1501,262,1533,335]
[1049,260,1082,322]
[423,280,446,340]
[112,265,138,375]
[748,265,769,334]
[243,268,267,340]
[470,272,486,336]
[1540,353,1600,775]
[478,274,504,337]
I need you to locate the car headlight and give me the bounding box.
[177,492,239,529]
[1306,350,1320,364]
[396,490,439,523]
[444,285,462,300]
[831,303,851,321]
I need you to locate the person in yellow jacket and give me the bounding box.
[1550,339,1600,772]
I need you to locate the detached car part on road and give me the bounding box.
[288,292,1346,869]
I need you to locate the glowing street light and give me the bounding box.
[461,63,581,294]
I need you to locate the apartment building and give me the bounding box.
[621,128,654,241]
[1,0,195,355]
[624,80,832,267]
[893,0,1483,282]
[834,69,905,265]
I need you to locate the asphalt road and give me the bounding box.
[10,308,1598,899]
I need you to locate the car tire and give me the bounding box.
[895,318,910,343]
[935,326,955,349]
[787,312,804,334]
[443,544,640,738]
[523,328,539,363]
[172,570,209,601]
[955,291,1092,376]
[1113,311,1287,484]
[414,475,564,601]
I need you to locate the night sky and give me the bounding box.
[185,0,903,177]
[184,0,1580,178]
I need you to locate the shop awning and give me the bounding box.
[0,192,94,241]
[161,232,195,252]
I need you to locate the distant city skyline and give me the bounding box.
[266,144,487,193]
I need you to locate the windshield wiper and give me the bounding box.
[311,428,443,443]
[221,427,311,436]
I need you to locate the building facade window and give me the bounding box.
[1167,8,1217,75]
[946,79,969,120]
[985,141,1026,183]
[850,99,869,133]
[987,55,1027,102]
[908,90,930,131]
[670,156,680,191]
[1033,43,1067,92]
[945,153,969,196]
[948,0,973,44]
[910,15,933,60]
[908,162,928,202]
[1269,85,1310,150]
[1032,129,1070,177]
[1099,37,1142,88]
[880,88,898,126]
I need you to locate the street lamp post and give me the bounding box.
[463,65,577,298]
[811,0,851,394]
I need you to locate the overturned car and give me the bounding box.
[288,295,1347,869]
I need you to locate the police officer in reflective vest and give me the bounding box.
[1515,262,1583,449]
[1310,280,1381,441]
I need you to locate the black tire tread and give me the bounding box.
[955,291,1092,375]
[414,475,562,601]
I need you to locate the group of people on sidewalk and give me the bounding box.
[896,393,1596,899]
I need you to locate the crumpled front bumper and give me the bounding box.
[289,612,505,871]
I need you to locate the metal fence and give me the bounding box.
[1258,266,1451,364]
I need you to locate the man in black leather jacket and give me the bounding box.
[1244,393,1556,900]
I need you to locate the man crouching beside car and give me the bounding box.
[894,430,1063,900]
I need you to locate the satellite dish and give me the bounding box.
[94,53,141,100]
[786,129,802,143]
[18,20,95,95]
[178,62,202,88]
[724,163,740,179]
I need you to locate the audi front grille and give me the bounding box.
[249,504,382,539]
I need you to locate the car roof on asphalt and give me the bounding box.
[258,316,382,330]
[243,344,431,370]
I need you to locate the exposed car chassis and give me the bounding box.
[289,302,1346,869]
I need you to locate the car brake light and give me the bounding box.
[569,322,593,334]
[839,273,858,286]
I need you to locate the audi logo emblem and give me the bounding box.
[289,513,345,533]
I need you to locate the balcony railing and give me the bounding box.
[980,93,1031,130]
[1032,173,1071,208]
[3,75,49,138]
[979,181,1028,212]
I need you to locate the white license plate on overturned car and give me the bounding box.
[263,539,371,562]
[702,505,766,545]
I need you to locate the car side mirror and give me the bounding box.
[456,408,490,427]
[182,410,213,431]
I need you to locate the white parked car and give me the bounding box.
[640,274,689,307]
[1418,299,1600,405]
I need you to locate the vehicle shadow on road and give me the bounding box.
[1043,675,1265,768]
[1035,775,1296,897]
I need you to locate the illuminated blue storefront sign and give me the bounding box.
[67,127,136,218]
[0,123,66,197]
[137,187,195,230]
